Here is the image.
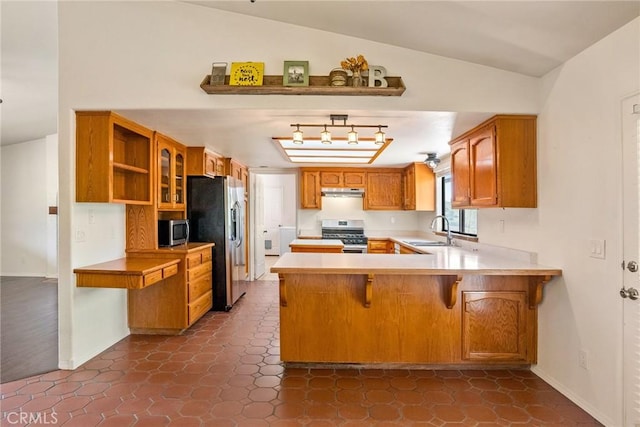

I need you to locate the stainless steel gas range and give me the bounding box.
[321,219,368,253]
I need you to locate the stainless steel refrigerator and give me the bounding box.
[187,175,247,311]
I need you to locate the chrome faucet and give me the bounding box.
[430,215,453,246]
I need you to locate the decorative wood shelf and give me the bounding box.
[200,75,406,96]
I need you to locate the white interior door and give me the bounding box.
[622,92,640,427]
[264,185,284,255]
[254,175,266,279]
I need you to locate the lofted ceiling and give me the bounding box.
[2,1,638,169]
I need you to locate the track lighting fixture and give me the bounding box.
[289,114,388,145]
[374,126,385,145]
[320,125,332,144]
[347,126,358,145]
[292,124,303,145]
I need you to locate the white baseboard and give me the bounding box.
[58,359,75,370]
[0,272,48,277]
[531,365,616,426]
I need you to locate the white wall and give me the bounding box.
[1,136,57,277]
[478,19,638,426]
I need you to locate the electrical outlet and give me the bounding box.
[88,209,95,224]
[75,229,86,242]
[579,349,588,369]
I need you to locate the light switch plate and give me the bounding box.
[589,239,606,259]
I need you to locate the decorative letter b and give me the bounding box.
[367,66,388,88]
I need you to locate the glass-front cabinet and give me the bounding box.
[157,133,186,211]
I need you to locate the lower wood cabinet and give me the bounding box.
[367,239,393,254]
[127,243,214,334]
[462,290,530,361]
[278,273,541,365]
[186,247,213,325]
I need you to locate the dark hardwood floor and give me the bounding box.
[0,276,58,383]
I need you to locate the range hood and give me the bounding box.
[321,187,365,198]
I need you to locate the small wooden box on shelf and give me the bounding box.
[200,75,406,96]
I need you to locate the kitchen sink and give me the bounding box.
[402,240,447,247]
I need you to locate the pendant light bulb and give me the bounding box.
[292,125,303,144]
[347,125,358,145]
[374,126,386,145]
[320,125,332,144]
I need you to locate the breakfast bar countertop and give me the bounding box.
[271,247,562,276]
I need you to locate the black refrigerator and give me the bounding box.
[187,175,247,311]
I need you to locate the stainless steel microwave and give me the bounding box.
[158,219,189,246]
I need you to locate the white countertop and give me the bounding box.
[271,246,561,276]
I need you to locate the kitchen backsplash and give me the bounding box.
[297,196,430,235]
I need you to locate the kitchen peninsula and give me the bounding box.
[271,247,561,367]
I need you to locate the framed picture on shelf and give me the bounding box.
[283,61,309,86]
[209,62,227,85]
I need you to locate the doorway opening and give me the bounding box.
[250,171,297,281]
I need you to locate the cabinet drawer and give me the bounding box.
[201,249,212,264]
[187,248,212,268]
[143,269,164,287]
[368,240,389,251]
[189,272,211,302]
[188,261,211,282]
[163,263,178,279]
[189,291,212,325]
[186,252,203,268]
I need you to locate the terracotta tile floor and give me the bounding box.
[1,279,602,426]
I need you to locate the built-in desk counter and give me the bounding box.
[271,250,562,366]
[74,258,180,290]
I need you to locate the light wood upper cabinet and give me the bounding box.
[344,172,366,187]
[403,162,435,211]
[76,111,153,204]
[301,167,410,210]
[225,158,244,180]
[449,115,537,208]
[224,158,249,199]
[450,139,471,206]
[364,171,403,210]
[320,171,342,187]
[186,147,225,177]
[300,170,321,209]
[320,171,366,188]
[157,133,186,211]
